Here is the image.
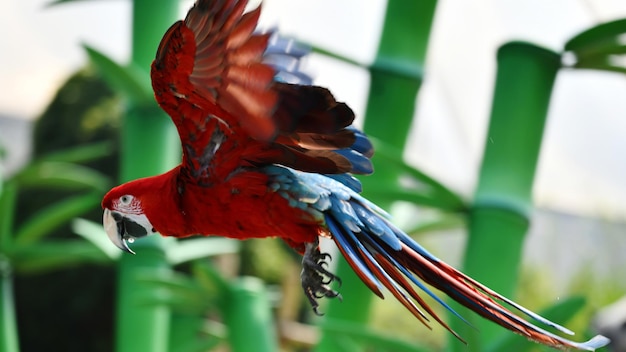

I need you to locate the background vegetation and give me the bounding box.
[1,1,625,352]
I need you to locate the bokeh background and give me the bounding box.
[1,0,626,351]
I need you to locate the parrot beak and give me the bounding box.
[103,209,152,254]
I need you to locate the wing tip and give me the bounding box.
[572,335,610,351]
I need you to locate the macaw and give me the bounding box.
[101,0,609,350]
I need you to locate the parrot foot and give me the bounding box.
[301,241,342,315]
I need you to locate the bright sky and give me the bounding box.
[2,0,626,220]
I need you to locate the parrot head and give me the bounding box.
[101,180,158,254]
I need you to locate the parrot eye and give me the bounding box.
[120,195,133,205]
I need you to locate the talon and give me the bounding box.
[313,306,324,316]
[318,252,332,261]
[335,276,342,288]
[300,240,342,314]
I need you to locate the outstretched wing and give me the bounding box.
[150,0,372,182]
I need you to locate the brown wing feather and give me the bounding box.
[151,0,371,181]
[242,82,367,174]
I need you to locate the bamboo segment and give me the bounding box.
[0,182,18,352]
[223,277,278,352]
[115,0,179,351]
[0,263,19,352]
[449,42,561,351]
[315,1,436,351]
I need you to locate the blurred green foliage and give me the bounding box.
[13,68,120,352]
[3,2,626,352]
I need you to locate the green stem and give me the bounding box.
[0,181,18,352]
[315,1,436,351]
[0,262,18,352]
[449,42,561,351]
[117,247,171,352]
[115,1,179,351]
[0,182,16,255]
[223,277,277,352]
[168,314,209,352]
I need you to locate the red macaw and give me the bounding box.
[101,0,609,350]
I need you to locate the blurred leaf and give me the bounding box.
[13,161,110,191]
[72,218,121,261]
[565,19,626,52]
[167,237,240,265]
[200,320,228,340]
[192,261,231,300]
[37,141,114,164]
[405,212,466,235]
[540,296,587,325]
[12,240,112,273]
[319,319,431,352]
[311,45,364,67]
[139,271,211,314]
[169,315,223,352]
[571,61,626,75]
[369,139,466,211]
[565,19,626,73]
[570,43,626,61]
[371,56,423,81]
[365,186,461,210]
[83,44,153,105]
[138,262,240,314]
[485,296,587,352]
[14,192,102,246]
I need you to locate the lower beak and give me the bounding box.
[103,209,136,254]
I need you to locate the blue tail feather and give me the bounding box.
[268,165,609,351]
[326,216,383,296]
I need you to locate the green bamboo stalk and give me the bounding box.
[0,182,16,258]
[223,277,277,352]
[315,1,437,350]
[167,314,209,352]
[0,270,18,352]
[0,182,19,352]
[448,42,561,351]
[115,1,179,351]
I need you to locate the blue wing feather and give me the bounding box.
[346,127,374,157]
[323,174,362,192]
[262,31,313,85]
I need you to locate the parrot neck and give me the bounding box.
[134,166,190,237]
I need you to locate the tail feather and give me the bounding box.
[325,191,610,351]
[327,217,384,298]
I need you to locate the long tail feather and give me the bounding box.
[322,183,610,351]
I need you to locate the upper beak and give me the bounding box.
[103,208,136,254]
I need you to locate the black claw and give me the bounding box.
[301,241,342,315]
[334,276,343,288]
[319,252,332,261]
[312,306,324,316]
